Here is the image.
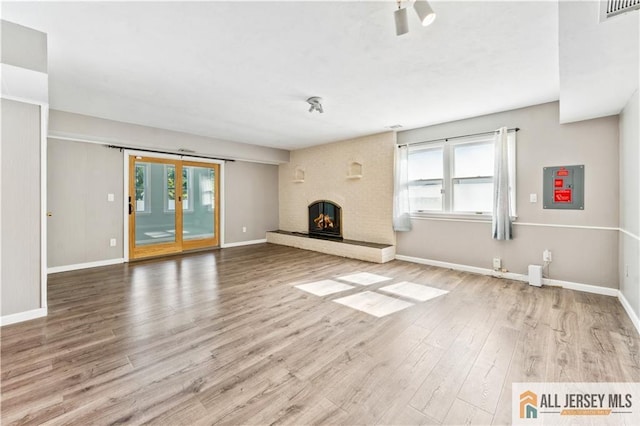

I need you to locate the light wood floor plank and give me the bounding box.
[456,325,520,414]
[409,324,491,422]
[442,398,493,426]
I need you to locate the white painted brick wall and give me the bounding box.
[279,132,396,245]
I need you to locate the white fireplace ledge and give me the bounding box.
[266,231,395,264]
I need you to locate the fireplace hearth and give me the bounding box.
[308,200,342,240]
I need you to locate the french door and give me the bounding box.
[128,155,220,260]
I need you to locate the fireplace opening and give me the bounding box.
[308,200,342,240]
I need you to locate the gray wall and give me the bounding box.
[397,102,620,288]
[1,20,47,320]
[46,139,279,267]
[47,139,123,267]
[49,110,289,165]
[1,99,42,316]
[619,91,639,317]
[1,20,47,73]
[224,161,279,244]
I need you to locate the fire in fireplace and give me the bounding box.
[308,200,342,239]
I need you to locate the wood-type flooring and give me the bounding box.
[2,244,639,425]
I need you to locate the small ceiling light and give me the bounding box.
[394,1,409,36]
[394,0,436,36]
[307,96,324,113]
[413,0,436,27]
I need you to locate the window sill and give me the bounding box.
[410,212,518,222]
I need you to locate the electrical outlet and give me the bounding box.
[529,193,537,203]
[107,193,115,202]
[493,257,502,270]
[110,238,117,247]
[543,249,552,262]
[242,226,247,233]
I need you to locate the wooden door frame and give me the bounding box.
[123,150,224,261]
[128,156,183,260]
[181,161,221,251]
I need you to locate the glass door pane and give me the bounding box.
[182,161,219,249]
[183,165,214,241]
[129,157,182,259]
[135,161,176,246]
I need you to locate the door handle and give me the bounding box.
[129,203,133,215]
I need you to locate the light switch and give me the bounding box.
[529,193,537,203]
[107,193,115,202]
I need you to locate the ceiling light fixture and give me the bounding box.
[394,0,436,36]
[413,0,436,27]
[394,1,409,36]
[307,96,324,113]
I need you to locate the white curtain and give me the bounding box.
[393,145,412,232]
[492,127,512,240]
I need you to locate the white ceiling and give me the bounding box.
[1,1,635,150]
[559,1,639,123]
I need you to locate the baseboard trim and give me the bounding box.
[221,239,267,248]
[48,258,125,274]
[544,278,618,297]
[618,291,640,335]
[394,254,618,297]
[396,255,490,275]
[1,307,47,327]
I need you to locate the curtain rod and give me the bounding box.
[399,127,520,147]
[106,144,235,162]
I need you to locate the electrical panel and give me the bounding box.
[543,165,584,210]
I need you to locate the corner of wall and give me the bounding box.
[1,21,49,324]
[618,88,640,323]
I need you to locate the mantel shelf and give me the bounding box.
[346,174,363,179]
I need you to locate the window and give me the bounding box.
[164,166,192,212]
[134,163,150,213]
[452,141,494,213]
[408,133,516,216]
[408,145,444,211]
[199,168,215,211]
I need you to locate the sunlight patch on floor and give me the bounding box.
[295,280,355,297]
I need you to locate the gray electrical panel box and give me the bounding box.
[543,165,584,210]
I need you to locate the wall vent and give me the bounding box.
[602,0,640,20]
